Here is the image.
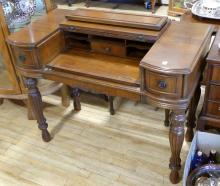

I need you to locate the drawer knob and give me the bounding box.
[158,80,167,89]
[137,35,144,41]
[69,26,76,31]
[18,54,26,63]
[218,107,220,111]
[104,47,111,52]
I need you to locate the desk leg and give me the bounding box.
[185,85,201,142]
[25,78,51,142]
[169,110,185,184]
[109,96,115,115]
[0,98,3,105]
[72,88,81,111]
[164,109,170,127]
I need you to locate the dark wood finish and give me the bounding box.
[197,30,220,131]
[181,11,219,86]
[66,9,168,30]
[209,85,220,101]
[0,98,3,105]
[7,8,214,184]
[25,78,51,142]
[109,96,115,115]
[164,109,170,127]
[185,85,201,142]
[66,0,74,6]
[169,110,185,184]
[71,88,81,111]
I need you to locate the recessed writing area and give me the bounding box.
[63,32,154,59]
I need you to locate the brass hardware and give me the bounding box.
[104,47,111,52]
[137,35,144,41]
[158,80,167,89]
[18,54,26,63]
[69,26,76,31]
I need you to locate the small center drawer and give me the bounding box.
[209,85,220,102]
[91,37,126,57]
[207,101,220,118]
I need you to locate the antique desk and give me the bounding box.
[7,8,213,184]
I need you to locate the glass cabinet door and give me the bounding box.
[0,24,21,94]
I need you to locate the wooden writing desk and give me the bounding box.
[7,8,213,184]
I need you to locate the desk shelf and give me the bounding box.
[47,50,140,87]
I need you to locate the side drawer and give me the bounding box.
[12,46,38,68]
[145,71,183,97]
[209,85,220,102]
[91,38,126,57]
[211,65,220,83]
[207,101,220,118]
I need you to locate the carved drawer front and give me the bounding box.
[145,71,182,96]
[207,101,220,118]
[209,85,220,102]
[13,47,37,68]
[91,37,126,57]
[211,65,220,83]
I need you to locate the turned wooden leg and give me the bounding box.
[72,88,81,111]
[185,85,201,142]
[61,85,70,107]
[109,96,115,115]
[169,110,185,184]
[104,95,109,102]
[85,0,90,7]
[164,109,170,127]
[67,0,73,6]
[0,98,4,105]
[25,78,51,142]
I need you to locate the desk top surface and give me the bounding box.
[7,9,168,47]
[7,8,214,75]
[140,22,213,74]
[7,9,71,47]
